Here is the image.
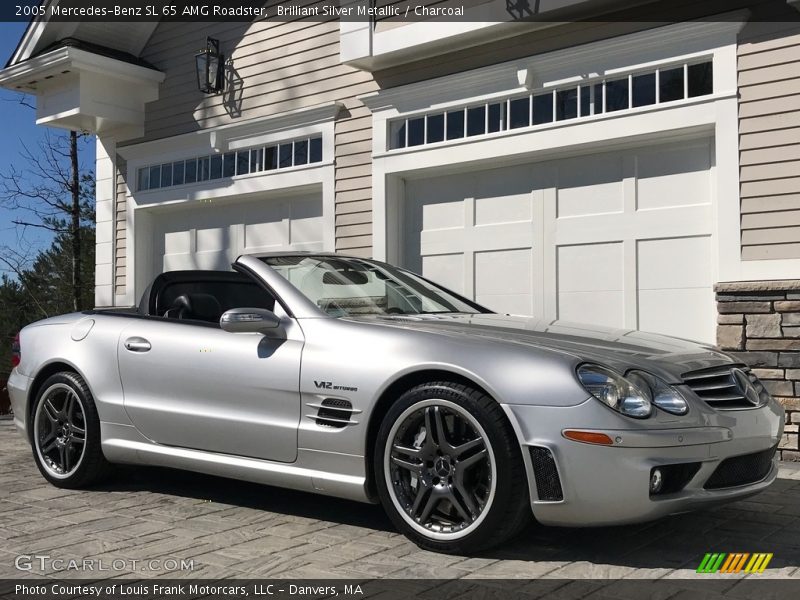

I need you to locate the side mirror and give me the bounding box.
[220,307,282,335]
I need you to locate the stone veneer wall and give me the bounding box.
[716,280,800,461]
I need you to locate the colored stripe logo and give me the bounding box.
[697,553,773,573]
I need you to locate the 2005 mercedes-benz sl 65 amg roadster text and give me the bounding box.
[7,253,785,553]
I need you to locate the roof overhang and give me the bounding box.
[0,45,164,139]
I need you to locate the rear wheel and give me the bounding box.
[31,372,111,488]
[374,381,531,553]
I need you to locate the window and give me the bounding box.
[632,73,656,107]
[161,162,173,188]
[532,94,553,125]
[261,255,485,318]
[659,66,684,102]
[509,97,530,129]
[309,138,323,163]
[222,152,236,178]
[137,135,324,191]
[446,110,464,140]
[210,154,223,179]
[688,62,713,97]
[467,106,486,136]
[279,144,293,168]
[605,78,629,112]
[173,161,185,185]
[427,113,445,143]
[185,159,197,184]
[387,59,714,150]
[294,140,308,165]
[408,117,425,146]
[237,151,250,175]
[556,89,578,121]
[487,103,503,133]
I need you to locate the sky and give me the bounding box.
[0,20,96,272]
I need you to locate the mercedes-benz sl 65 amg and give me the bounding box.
[7,253,784,553]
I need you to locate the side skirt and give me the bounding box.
[100,422,372,503]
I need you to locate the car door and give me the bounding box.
[117,304,303,463]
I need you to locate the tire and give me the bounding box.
[374,381,531,554]
[30,372,111,488]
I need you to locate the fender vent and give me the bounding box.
[307,398,358,428]
[530,446,563,502]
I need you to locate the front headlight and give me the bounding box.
[627,370,689,415]
[577,365,652,419]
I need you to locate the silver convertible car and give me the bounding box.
[7,253,785,553]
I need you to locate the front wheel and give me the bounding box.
[31,372,111,488]
[374,382,531,553]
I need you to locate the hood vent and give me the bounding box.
[306,398,360,428]
[682,365,767,410]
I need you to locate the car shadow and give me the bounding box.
[93,464,395,532]
[93,465,800,571]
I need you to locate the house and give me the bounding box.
[1,0,799,457]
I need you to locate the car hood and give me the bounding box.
[353,313,736,383]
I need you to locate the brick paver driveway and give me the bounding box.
[1,419,799,581]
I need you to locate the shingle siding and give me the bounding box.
[738,25,800,261]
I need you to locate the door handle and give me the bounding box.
[124,337,151,352]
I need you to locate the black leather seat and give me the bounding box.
[164,293,222,323]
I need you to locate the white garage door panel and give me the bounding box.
[422,254,465,295]
[155,193,322,275]
[405,164,540,317]
[637,141,712,210]
[558,243,624,328]
[557,154,624,218]
[475,249,534,316]
[637,236,714,341]
[404,137,716,342]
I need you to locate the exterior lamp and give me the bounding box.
[195,37,225,94]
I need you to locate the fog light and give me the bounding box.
[650,468,663,494]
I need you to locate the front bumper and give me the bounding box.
[505,397,784,527]
[6,368,31,440]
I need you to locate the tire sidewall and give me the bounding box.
[31,372,104,488]
[374,382,525,553]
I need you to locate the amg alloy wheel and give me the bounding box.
[386,400,496,539]
[375,382,531,553]
[34,383,87,478]
[31,372,111,488]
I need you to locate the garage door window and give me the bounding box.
[389,59,713,150]
[137,135,323,192]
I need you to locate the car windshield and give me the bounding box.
[260,255,489,317]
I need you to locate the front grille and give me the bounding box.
[682,365,766,410]
[530,447,564,501]
[704,446,777,490]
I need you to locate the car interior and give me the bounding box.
[139,271,276,325]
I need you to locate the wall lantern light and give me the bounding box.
[195,37,225,94]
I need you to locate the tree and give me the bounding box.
[0,227,95,379]
[0,128,95,311]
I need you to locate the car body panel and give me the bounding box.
[116,310,304,463]
[7,252,785,526]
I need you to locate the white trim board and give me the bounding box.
[116,102,342,163]
[359,19,745,114]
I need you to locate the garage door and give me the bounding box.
[403,138,716,343]
[154,193,323,274]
